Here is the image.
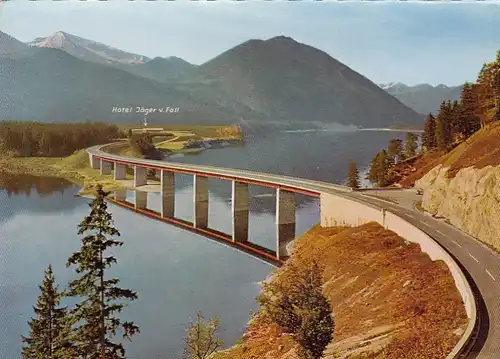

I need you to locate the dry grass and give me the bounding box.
[0,150,130,196]
[396,122,500,186]
[395,151,447,188]
[213,223,468,359]
[445,122,500,178]
[118,124,242,139]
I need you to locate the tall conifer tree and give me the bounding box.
[435,102,453,151]
[66,185,139,359]
[21,265,70,359]
[459,83,481,139]
[405,132,418,158]
[422,113,436,151]
[346,160,361,189]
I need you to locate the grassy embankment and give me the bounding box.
[118,124,243,154]
[391,122,500,187]
[214,222,468,359]
[0,125,243,196]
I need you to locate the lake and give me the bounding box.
[0,128,408,359]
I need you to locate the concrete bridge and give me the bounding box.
[86,143,494,359]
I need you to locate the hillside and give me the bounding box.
[0,47,254,124]
[412,122,500,251]
[181,36,424,128]
[214,223,467,359]
[0,31,33,57]
[381,82,463,115]
[122,56,195,82]
[2,31,424,128]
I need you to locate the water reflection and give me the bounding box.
[0,172,81,225]
[0,171,75,197]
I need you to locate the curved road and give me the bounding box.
[89,145,499,358]
[353,191,499,359]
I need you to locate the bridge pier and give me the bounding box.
[161,170,175,218]
[114,163,127,180]
[276,188,296,260]
[232,181,249,243]
[89,153,100,169]
[134,166,147,187]
[100,160,112,175]
[193,175,209,229]
[114,189,127,201]
[135,191,148,209]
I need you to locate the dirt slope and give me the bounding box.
[214,223,468,359]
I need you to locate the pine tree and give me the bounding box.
[450,100,461,138]
[258,261,334,359]
[387,138,404,164]
[346,160,360,189]
[21,265,70,359]
[435,102,453,151]
[366,152,381,185]
[66,185,139,359]
[405,132,418,158]
[21,129,35,157]
[422,113,436,151]
[458,83,481,139]
[366,151,389,187]
[376,150,389,187]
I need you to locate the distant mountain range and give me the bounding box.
[379,82,463,115]
[1,30,424,128]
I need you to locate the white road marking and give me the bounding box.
[359,194,395,206]
[406,214,416,219]
[468,253,479,263]
[486,269,496,281]
[452,240,463,248]
[420,220,431,227]
[436,230,445,236]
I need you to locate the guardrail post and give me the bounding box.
[134,166,147,187]
[232,181,249,243]
[100,160,112,175]
[161,170,175,218]
[276,188,295,260]
[135,190,147,210]
[114,163,127,180]
[193,175,209,229]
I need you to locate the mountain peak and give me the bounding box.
[266,35,297,43]
[27,31,149,65]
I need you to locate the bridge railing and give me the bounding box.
[87,143,478,359]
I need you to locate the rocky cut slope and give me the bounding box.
[415,122,500,251]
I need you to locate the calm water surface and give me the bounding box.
[0,129,407,359]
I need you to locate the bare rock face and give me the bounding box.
[416,165,500,251]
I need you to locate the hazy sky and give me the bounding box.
[1,1,499,86]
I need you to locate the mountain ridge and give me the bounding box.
[27,31,149,65]
[379,82,463,114]
[2,31,424,128]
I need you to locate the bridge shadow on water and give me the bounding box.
[107,183,322,267]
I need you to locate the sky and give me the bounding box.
[1,1,499,87]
